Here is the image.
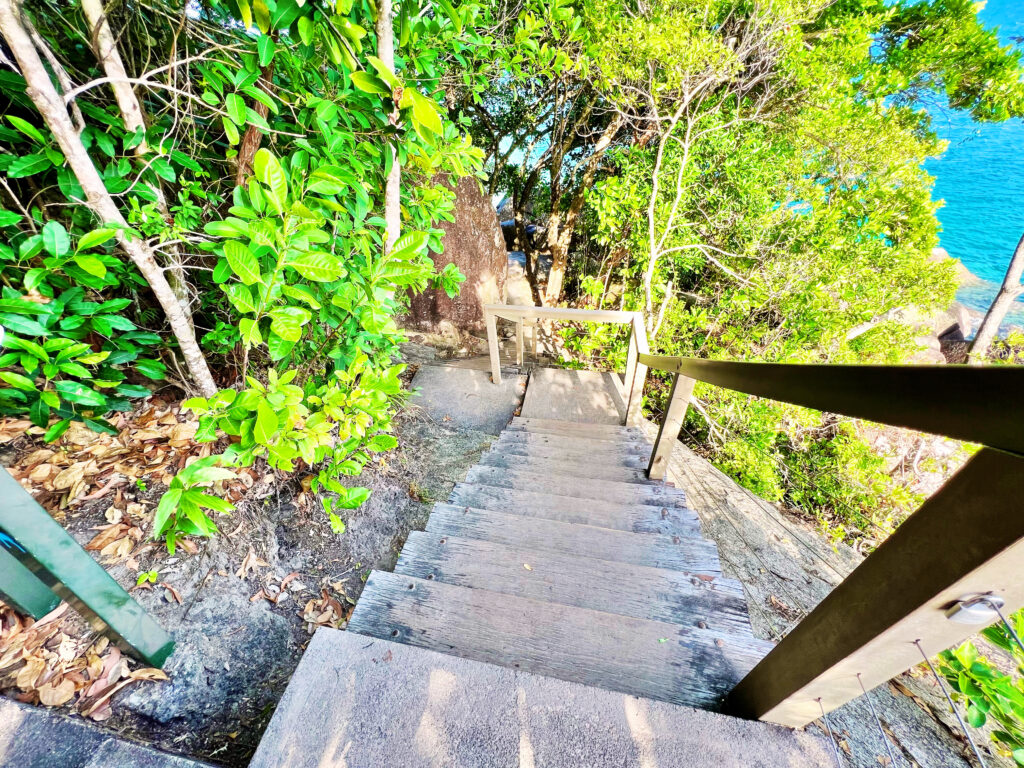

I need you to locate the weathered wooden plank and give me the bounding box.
[477,452,653,483]
[484,304,639,324]
[510,416,641,438]
[464,466,685,506]
[485,308,502,384]
[426,504,711,570]
[519,369,627,425]
[648,373,695,480]
[396,532,747,633]
[495,431,652,455]
[488,442,649,468]
[348,571,774,710]
[448,484,698,534]
[729,448,1024,728]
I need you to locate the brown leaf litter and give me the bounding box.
[0,601,167,721]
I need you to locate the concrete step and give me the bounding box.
[494,430,652,455]
[427,504,712,570]
[478,451,653,483]
[85,740,213,767]
[448,484,698,535]
[250,631,831,768]
[509,416,641,439]
[396,532,747,631]
[464,465,685,505]
[348,571,774,710]
[489,441,650,467]
[0,698,212,768]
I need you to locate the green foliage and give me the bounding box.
[153,456,237,554]
[480,0,1023,540]
[938,610,1024,764]
[0,0,491,548]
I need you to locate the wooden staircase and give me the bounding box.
[348,415,773,711]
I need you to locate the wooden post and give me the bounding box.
[515,318,524,366]
[626,314,649,427]
[727,448,1024,726]
[647,373,694,479]
[485,308,502,384]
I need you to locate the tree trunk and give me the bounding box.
[543,113,623,304]
[968,232,1024,363]
[235,58,275,187]
[0,0,217,396]
[376,0,401,254]
[80,0,191,319]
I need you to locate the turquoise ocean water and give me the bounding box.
[924,0,1024,324]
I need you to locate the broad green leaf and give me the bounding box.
[257,34,276,67]
[44,418,71,443]
[286,251,342,281]
[254,399,278,443]
[269,306,311,342]
[253,148,288,202]
[0,209,23,227]
[239,317,262,347]
[154,487,183,535]
[7,153,51,178]
[408,89,443,135]
[237,0,253,28]
[267,333,295,360]
[0,371,36,391]
[351,71,391,95]
[367,433,398,452]
[77,228,117,251]
[7,115,46,144]
[366,55,402,89]
[297,16,314,45]
[224,241,261,285]
[54,380,107,407]
[389,230,430,261]
[434,0,463,33]
[223,116,240,145]
[253,0,271,31]
[42,221,70,258]
[226,93,247,126]
[73,253,107,278]
[223,283,257,313]
[337,486,371,509]
[282,284,322,309]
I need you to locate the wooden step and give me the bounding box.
[495,430,652,455]
[505,423,648,444]
[464,466,685,505]
[426,505,711,570]
[348,571,774,710]
[478,452,652,483]
[395,532,749,633]
[448,484,698,534]
[509,417,640,439]
[489,442,649,468]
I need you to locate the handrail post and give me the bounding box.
[515,317,524,366]
[727,448,1024,726]
[647,372,694,480]
[625,313,648,427]
[485,307,501,384]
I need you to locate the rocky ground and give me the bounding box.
[0,344,501,767]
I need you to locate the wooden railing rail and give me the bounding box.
[483,305,648,426]
[632,353,1024,727]
[485,308,1024,729]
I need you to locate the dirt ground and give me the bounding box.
[0,346,500,766]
